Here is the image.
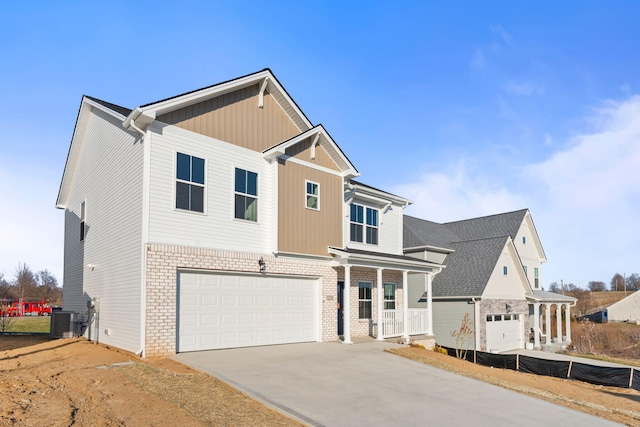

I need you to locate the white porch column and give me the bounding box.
[555,304,562,344]
[426,272,433,335]
[376,268,384,340]
[564,303,572,344]
[343,265,352,344]
[402,270,409,340]
[545,303,552,345]
[533,303,541,350]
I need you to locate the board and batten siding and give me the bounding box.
[284,137,341,172]
[277,158,342,256]
[62,106,144,353]
[432,300,476,349]
[156,85,301,153]
[343,198,405,255]
[146,123,275,254]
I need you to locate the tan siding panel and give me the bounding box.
[157,85,300,152]
[278,160,342,255]
[285,138,341,172]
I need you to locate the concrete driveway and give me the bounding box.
[174,341,619,427]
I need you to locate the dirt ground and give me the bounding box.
[2,337,640,426]
[0,336,302,426]
[388,347,640,427]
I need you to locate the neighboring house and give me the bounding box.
[404,210,576,352]
[603,291,640,324]
[56,69,441,356]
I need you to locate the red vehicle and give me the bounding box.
[0,300,52,317]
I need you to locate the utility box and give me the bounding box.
[50,312,78,338]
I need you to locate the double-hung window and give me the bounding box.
[384,283,396,309]
[350,204,378,245]
[358,281,372,319]
[176,152,205,213]
[234,168,258,222]
[534,267,539,289]
[306,181,319,210]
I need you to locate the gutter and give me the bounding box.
[123,108,146,140]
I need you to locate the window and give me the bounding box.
[306,181,319,210]
[80,201,86,241]
[522,236,526,244]
[523,265,528,277]
[350,204,378,245]
[534,267,539,289]
[176,153,205,213]
[358,281,372,319]
[384,283,396,309]
[234,168,258,221]
[503,266,508,276]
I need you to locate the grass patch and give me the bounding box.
[1,316,51,333]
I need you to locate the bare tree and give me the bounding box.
[587,281,607,292]
[450,313,473,360]
[548,282,560,293]
[610,273,624,292]
[626,273,640,292]
[13,262,38,300]
[36,269,60,302]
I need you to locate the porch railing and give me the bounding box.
[380,308,430,338]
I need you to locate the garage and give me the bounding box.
[177,271,319,352]
[485,313,523,352]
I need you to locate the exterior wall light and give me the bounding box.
[258,257,266,273]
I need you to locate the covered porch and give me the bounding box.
[329,247,443,344]
[527,291,577,351]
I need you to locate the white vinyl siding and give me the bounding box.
[62,106,143,353]
[343,198,404,255]
[146,123,275,253]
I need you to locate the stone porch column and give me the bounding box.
[545,303,552,345]
[426,272,433,335]
[533,303,541,350]
[556,304,562,344]
[564,303,572,344]
[343,265,352,344]
[402,270,409,340]
[376,268,384,340]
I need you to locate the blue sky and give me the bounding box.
[1,1,639,289]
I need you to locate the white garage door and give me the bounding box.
[178,272,319,352]
[486,314,523,352]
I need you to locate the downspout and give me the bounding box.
[471,297,480,351]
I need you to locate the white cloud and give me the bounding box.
[395,162,527,223]
[395,95,640,287]
[503,81,544,96]
[471,48,486,69]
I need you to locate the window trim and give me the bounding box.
[305,180,320,211]
[503,266,508,276]
[80,200,86,242]
[233,166,259,223]
[358,281,373,319]
[350,203,379,245]
[383,282,396,310]
[522,236,526,244]
[174,151,206,214]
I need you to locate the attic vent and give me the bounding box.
[50,312,78,338]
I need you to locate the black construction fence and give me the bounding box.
[440,346,640,391]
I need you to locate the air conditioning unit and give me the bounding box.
[50,312,78,338]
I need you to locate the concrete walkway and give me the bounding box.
[174,341,620,427]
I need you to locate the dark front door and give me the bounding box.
[337,281,344,336]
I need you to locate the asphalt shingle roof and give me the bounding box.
[443,209,528,241]
[404,210,531,298]
[85,96,132,117]
[430,236,509,297]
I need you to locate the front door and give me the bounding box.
[337,281,344,336]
